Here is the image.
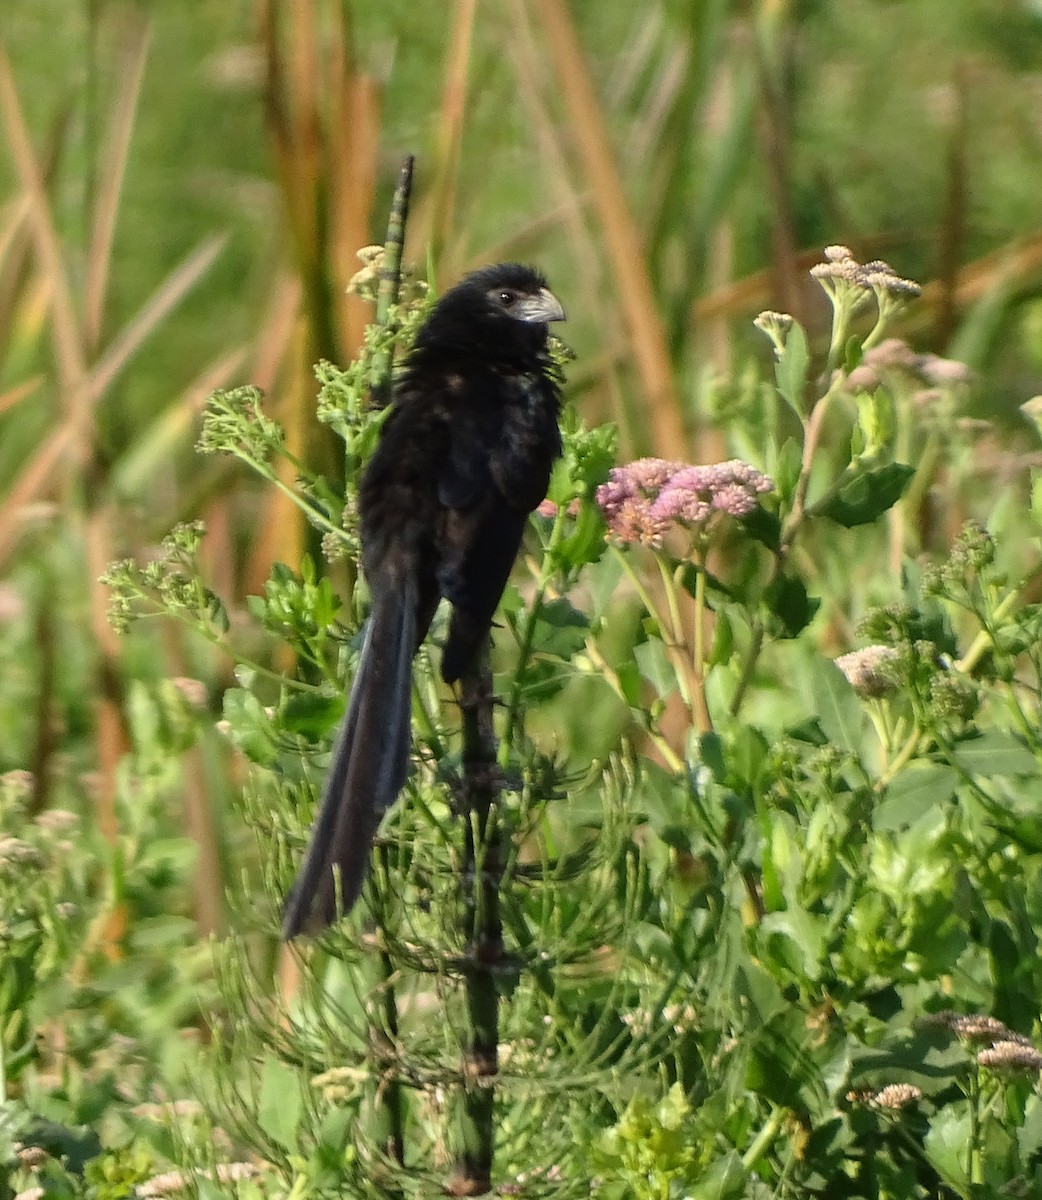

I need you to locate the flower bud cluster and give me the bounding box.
[595,458,773,547]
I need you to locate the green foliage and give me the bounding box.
[9,2,1042,1195]
[81,242,1042,1198]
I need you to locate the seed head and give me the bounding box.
[978,1041,1042,1073]
[835,645,899,698]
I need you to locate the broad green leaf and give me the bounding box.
[773,436,803,505]
[817,462,915,527]
[759,908,826,982]
[808,657,863,753]
[533,597,590,661]
[950,731,1038,777]
[551,500,607,569]
[634,636,677,698]
[1019,1094,1042,1161]
[221,689,279,767]
[874,764,959,831]
[923,1105,971,1189]
[775,320,810,417]
[844,334,864,373]
[282,691,344,738]
[257,1058,302,1150]
[763,572,820,638]
[739,504,781,551]
[689,1150,747,1200]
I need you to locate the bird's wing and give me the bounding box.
[436,372,559,683]
[487,372,561,511]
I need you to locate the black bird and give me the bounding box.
[282,263,566,937]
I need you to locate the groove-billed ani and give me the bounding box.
[281,263,566,938]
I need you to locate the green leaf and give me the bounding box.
[759,908,826,982]
[221,689,279,767]
[532,597,590,661]
[257,1058,302,1150]
[773,436,803,505]
[874,764,959,831]
[585,552,625,619]
[808,657,863,753]
[844,334,864,373]
[775,320,810,417]
[689,1150,747,1200]
[282,691,344,739]
[923,1104,971,1188]
[950,731,1038,777]
[1019,1094,1042,1161]
[817,463,915,527]
[852,387,896,460]
[763,572,820,638]
[739,504,781,551]
[634,636,677,698]
[708,608,735,667]
[551,500,607,569]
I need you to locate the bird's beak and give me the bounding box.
[517,287,566,323]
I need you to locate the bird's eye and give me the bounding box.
[498,290,517,306]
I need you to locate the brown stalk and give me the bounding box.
[83,12,151,353]
[504,0,628,438]
[182,743,226,937]
[86,234,227,399]
[331,71,379,351]
[241,274,305,598]
[0,48,122,872]
[0,41,90,464]
[416,0,478,267]
[0,105,71,360]
[0,426,77,565]
[751,14,802,327]
[698,56,736,461]
[530,0,684,452]
[28,595,57,819]
[0,236,227,566]
[0,375,42,417]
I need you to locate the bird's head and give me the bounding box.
[414,263,565,361]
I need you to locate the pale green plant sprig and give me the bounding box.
[0,771,85,1106]
[764,246,923,544]
[101,523,324,695]
[316,245,434,446]
[196,384,286,464]
[845,603,969,784]
[724,248,926,716]
[198,386,347,550]
[102,521,218,637]
[842,518,1042,796]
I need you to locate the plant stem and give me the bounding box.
[356,151,413,1188]
[502,508,567,760]
[371,155,414,407]
[742,1104,785,1171]
[453,651,506,1195]
[359,931,405,1176]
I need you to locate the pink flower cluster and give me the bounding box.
[595,457,773,546]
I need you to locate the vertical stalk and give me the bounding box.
[358,908,405,1175]
[371,154,414,408]
[357,155,416,1179]
[451,651,505,1195]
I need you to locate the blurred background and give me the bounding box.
[3,0,1042,945]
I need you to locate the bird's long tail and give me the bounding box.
[281,577,416,938]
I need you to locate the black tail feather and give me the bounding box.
[281,579,416,938]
